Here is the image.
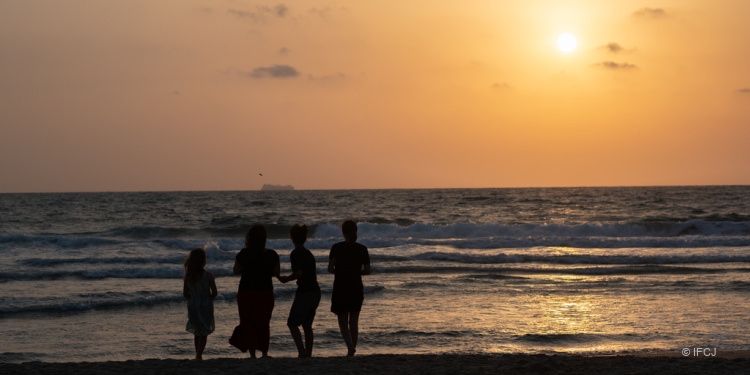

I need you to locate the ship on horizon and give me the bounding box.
[261,184,295,191]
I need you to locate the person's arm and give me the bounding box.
[233,259,243,275]
[328,255,336,274]
[183,279,190,299]
[361,248,371,275]
[278,269,302,283]
[272,255,281,279]
[208,272,218,299]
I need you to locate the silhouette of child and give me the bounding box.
[183,247,218,360]
[278,224,322,357]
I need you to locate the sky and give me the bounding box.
[1,0,749,192]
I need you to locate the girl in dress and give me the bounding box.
[183,247,218,360]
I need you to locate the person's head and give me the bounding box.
[289,224,308,247]
[245,224,267,249]
[184,247,207,281]
[341,219,357,242]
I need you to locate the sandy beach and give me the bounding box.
[2,353,749,375]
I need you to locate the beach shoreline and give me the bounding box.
[2,352,748,375]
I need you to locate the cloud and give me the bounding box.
[273,4,289,18]
[593,61,638,70]
[599,43,626,54]
[633,7,668,18]
[228,4,290,23]
[309,7,333,18]
[247,65,299,79]
[738,88,750,94]
[278,47,290,56]
[228,9,260,22]
[492,82,511,89]
[308,6,347,18]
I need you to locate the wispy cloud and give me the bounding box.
[247,65,300,79]
[273,4,289,18]
[738,88,750,94]
[278,47,290,56]
[633,7,668,18]
[228,4,290,23]
[228,9,259,22]
[492,82,511,89]
[593,61,638,70]
[308,6,348,18]
[598,43,629,54]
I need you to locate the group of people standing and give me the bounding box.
[181,220,371,360]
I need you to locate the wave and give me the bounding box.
[0,286,384,315]
[375,329,481,338]
[515,333,602,343]
[1,221,748,254]
[401,252,750,265]
[19,255,186,267]
[4,219,750,247]
[375,264,750,276]
[354,220,750,239]
[0,234,120,248]
[512,333,639,345]
[4,232,749,252]
[0,266,202,281]
[0,291,186,315]
[103,223,317,240]
[289,221,750,249]
[0,352,48,364]
[6,262,747,283]
[5,247,750,282]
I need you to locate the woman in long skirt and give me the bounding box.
[229,224,280,358]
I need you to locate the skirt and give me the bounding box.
[229,289,275,353]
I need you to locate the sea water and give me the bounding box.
[0,187,748,362]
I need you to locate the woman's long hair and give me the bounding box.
[245,224,267,250]
[184,247,207,282]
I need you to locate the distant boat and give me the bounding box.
[261,184,294,191]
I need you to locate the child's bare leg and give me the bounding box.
[302,323,314,357]
[194,335,207,360]
[349,310,360,353]
[288,323,306,357]
[337,313,354,356]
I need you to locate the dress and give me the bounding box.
[185,271,215,336]
[229,247,279,353]
[329,241,370,315]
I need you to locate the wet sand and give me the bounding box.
[2,352,748,375]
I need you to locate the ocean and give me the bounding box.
[1,186,749,362]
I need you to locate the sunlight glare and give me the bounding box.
[557,33,577,53]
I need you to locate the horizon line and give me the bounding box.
[2,184,749,195]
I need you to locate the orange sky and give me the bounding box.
[1,0,749,192]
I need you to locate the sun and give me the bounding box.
[556,33,577,53]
